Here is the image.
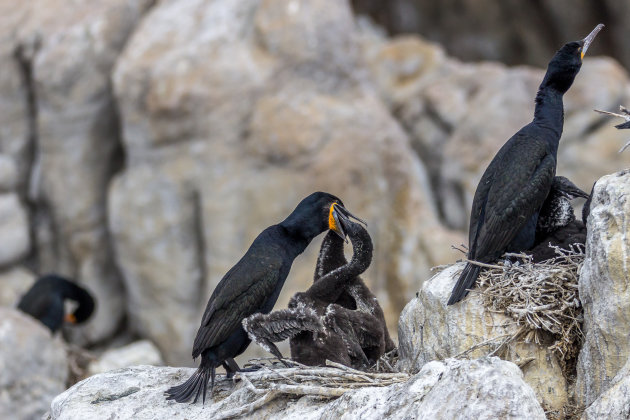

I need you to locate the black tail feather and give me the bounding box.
[447,263,481,305]
[165,362,215,404]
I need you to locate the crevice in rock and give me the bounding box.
[192,190,208,309]
[13,40,42,272]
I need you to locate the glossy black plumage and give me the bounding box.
[244,220,394,369]
[530,176,589,262]
[17,274,95,333]
[448,25,603,305]
[165,192,348,404]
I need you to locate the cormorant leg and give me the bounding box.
[222,358,241,378]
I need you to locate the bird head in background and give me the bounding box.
[541,23,604,94]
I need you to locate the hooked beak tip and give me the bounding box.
[582,23,604,57]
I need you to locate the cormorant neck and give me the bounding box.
[304,225,373,303]
[278,223,314,256]
[314,231,346,282]
[533,86,564,140]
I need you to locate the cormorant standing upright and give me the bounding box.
[448,24,604,305]
[165,192,361,404]
[17,274,95,333]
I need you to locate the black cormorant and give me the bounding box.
[244,220,394,369]
[17,274,95,333]
[448,24,604,305]
[530,176,589,262]
[165,192,361,404]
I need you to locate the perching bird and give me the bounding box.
[530,176,589,262]
[244,219,394,369]
[448,24,604,305]
[17,274,95,333]
[165,192,361,404]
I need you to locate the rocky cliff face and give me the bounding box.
[0,0,628,377]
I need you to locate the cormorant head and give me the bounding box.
[281,192,365,242]
[17,274,95,332]
[551,176,590,200]
[541,24,603,94]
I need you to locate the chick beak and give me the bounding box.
[328,203,367,242]
[65,313,77,324]
[581,23,604,59]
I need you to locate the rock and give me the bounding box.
[576,170,630,406]
[48,358,544,419]
[582,355,630,420]
[110,0,463,364]
[352,1,629,69]
[0,266,36,308]
[0,307,68,420]
[397,264,568,413]
[0,155,18,192]
[87,341,164,376]
[364,29,630,230]
[2,0,155,346]
[0,193,30,266]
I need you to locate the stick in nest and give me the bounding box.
[472,244,585,367]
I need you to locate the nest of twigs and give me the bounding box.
[473,244,585,365]
[214,359,409,419]
[213,358,408,420]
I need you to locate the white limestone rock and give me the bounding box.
[87,340,164,376]
[0,308,68,420]
[0,193,30,266]
[397,264,568,413]
[577,170,630,406]
[48,358,544,420]
[582,355,630,419]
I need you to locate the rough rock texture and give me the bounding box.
[0,307,68,420]
[0,193,29,266]
[48,358,545,420]
[109,0,462,365]
[582,355,630,420]
[0,0,155,346]
[87,340,164,376]
[352,0,630,69]
[397,264,568,413]
[576,170,630,406]
[0,266,35,308]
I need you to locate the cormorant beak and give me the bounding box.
[329,203,367,242]
[581,24,604,59]
[65,313,77,324]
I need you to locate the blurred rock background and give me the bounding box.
[0,0,628,379]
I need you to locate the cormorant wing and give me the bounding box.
[472,138,556,260]
[192,250,283,358]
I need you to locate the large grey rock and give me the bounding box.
[577,170,630,406]
[398,264,568,413]
[0,266,36,308]
[363,28,630,230]
[582,355,630,420]
[87,340,164,376]
[0,155,18,192]
[0,307,68,420]
[1,0,155,346]
[110,0,463,365]
[0,193,30,266]
[48,358,545,420]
